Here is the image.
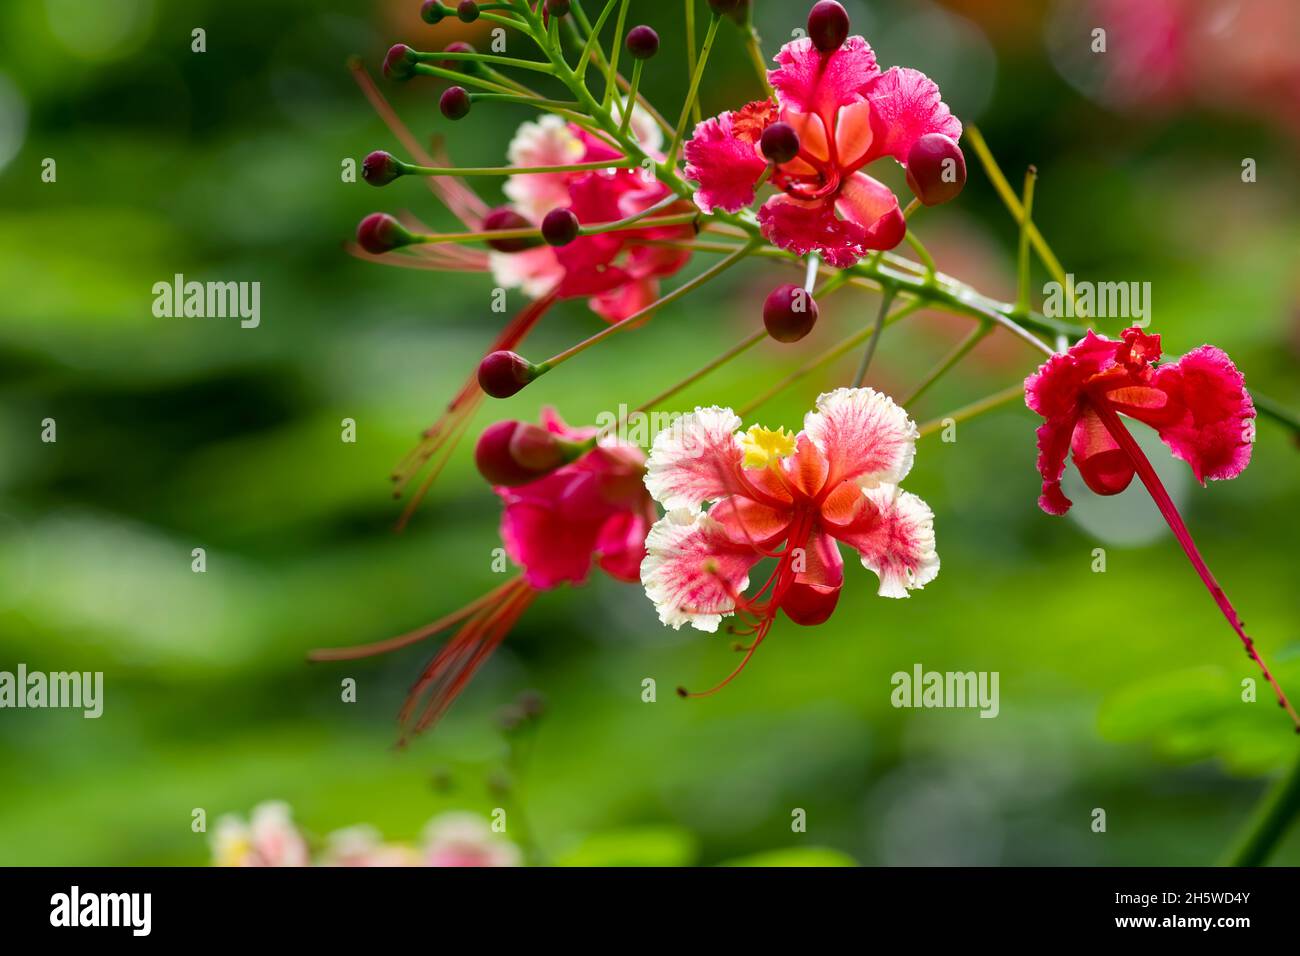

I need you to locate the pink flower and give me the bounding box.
[640,389,938,666]
[494,111,694,322]
[422,813,521,867]
[211,801,310,867]
[320,826,420,867]
[1024,327,1255,516]
[684,36,960,267]
[497,408,656,590]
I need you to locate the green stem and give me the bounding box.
[415,50,557,73]
[401,158,636,177]
[1014,165,1037,319]
[852,289,896,387]
[685,0,699,124]
[917,383,1024,438]
[900,323,991,407]
[618,59,644,138]
[575,0,619,81]
[602,0,631,109]
[667,14,721,167]
[1225,749,1300,866]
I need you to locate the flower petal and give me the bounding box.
[836,172,906,250]
[757,194,869,267]
[683,111,768,214]
[1070,404,1135,496]
[830,485,939,599]
[862,66,963,166]
[644,406,744,511]
[781,530,844,625]
[802,387,918,487]
[640,509,761,632]
[770,36,880,119]
[1149,345,1256,483]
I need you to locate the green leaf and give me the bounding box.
[555,826,699,867]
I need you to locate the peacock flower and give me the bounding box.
[1025,326,1255,515]
[422,812,522,867]
[320,826,420,867]
[640,388,938,689]
[211,801,310,867]
[683,26,961,266]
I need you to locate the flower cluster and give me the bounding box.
[316,0,1298,738]
[212,802,520,867]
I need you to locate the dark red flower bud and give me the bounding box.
[478,350,539,398]
[361,150,403,186]
[707,0,743,15]
[482,207,540,253]
[540,207,580,247]
[763,283,819,343]
[905,133,966,206]
[440,86,471,120]
[383,43,418,81]
[545,0,571,16]
[626,25,659,60]
[760,121,800,164]
[456,0,480,23]
[475,420,571,486]
[421,0,448,23]
[807,1,850,53]
[356,213,415,254]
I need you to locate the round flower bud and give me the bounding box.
[356,213,415,254]
[478,350,538,398]
[482,207,540,253]
[807,1,850,53]
[474,420,567,486]
[763,283,819,343]
[382,43,418,81]
[540,208,580,247]
[760,122,800,164]
[626,25,660,60]
[439,86,471,120]
[905,133,967,206]
[361,150,402,187]
[420,0,448,23]
[456,0,480,23]
[545,0,571,16]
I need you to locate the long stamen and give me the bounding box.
[1090,398,1300,731]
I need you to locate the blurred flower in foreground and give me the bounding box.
[321,826,421,867]
[423,812,522,867]
[211,801,310,867]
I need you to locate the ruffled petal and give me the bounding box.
[1149,345,1256,483]
[757,194,869,267]
[862,66,963,166]
[802,387,918,487]
[640,509,762,632]
[644,406,744,511]
[683,110,768,214]
[830,484,939,599]
[770,36,880,119]
[502,115,585,222]
[836,172,905,250]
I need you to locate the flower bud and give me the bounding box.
[475,420,571,486]
[383,43,418,81]
[763,283,819,343]
[420,0,448,23]
[626,25,659,60]
[540,207,580,247]
[807,1,850,53]
[456,0,480,23]
[361,150,403,187]
[356,213,415,254]
[482,207,540,253]
[905,133,966,206]
[760,122,799,164]
[478,350,539,398]
[440,86,471,120]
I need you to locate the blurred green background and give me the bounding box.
[1,0,1298,866]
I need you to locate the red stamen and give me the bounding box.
[1091,397,1300,732]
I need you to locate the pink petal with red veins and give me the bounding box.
[1150,345,1255,483]
[757,195,869,267]
[802,387,918,487]
[834,100,877,170]
[781,530,844,626]
[770,36,881,119]
[783,434,830,498]
[830,484,939,598]
[863,67,963,165]
[683,111,768,214]
[1070,404,1136,496]
[595,508,653,584]
[644,406,744,511]
[836,172,905,250]
[640,510,762,632]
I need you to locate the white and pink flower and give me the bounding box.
[211,801,310,867]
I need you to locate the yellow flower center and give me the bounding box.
[740,425,797,469]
